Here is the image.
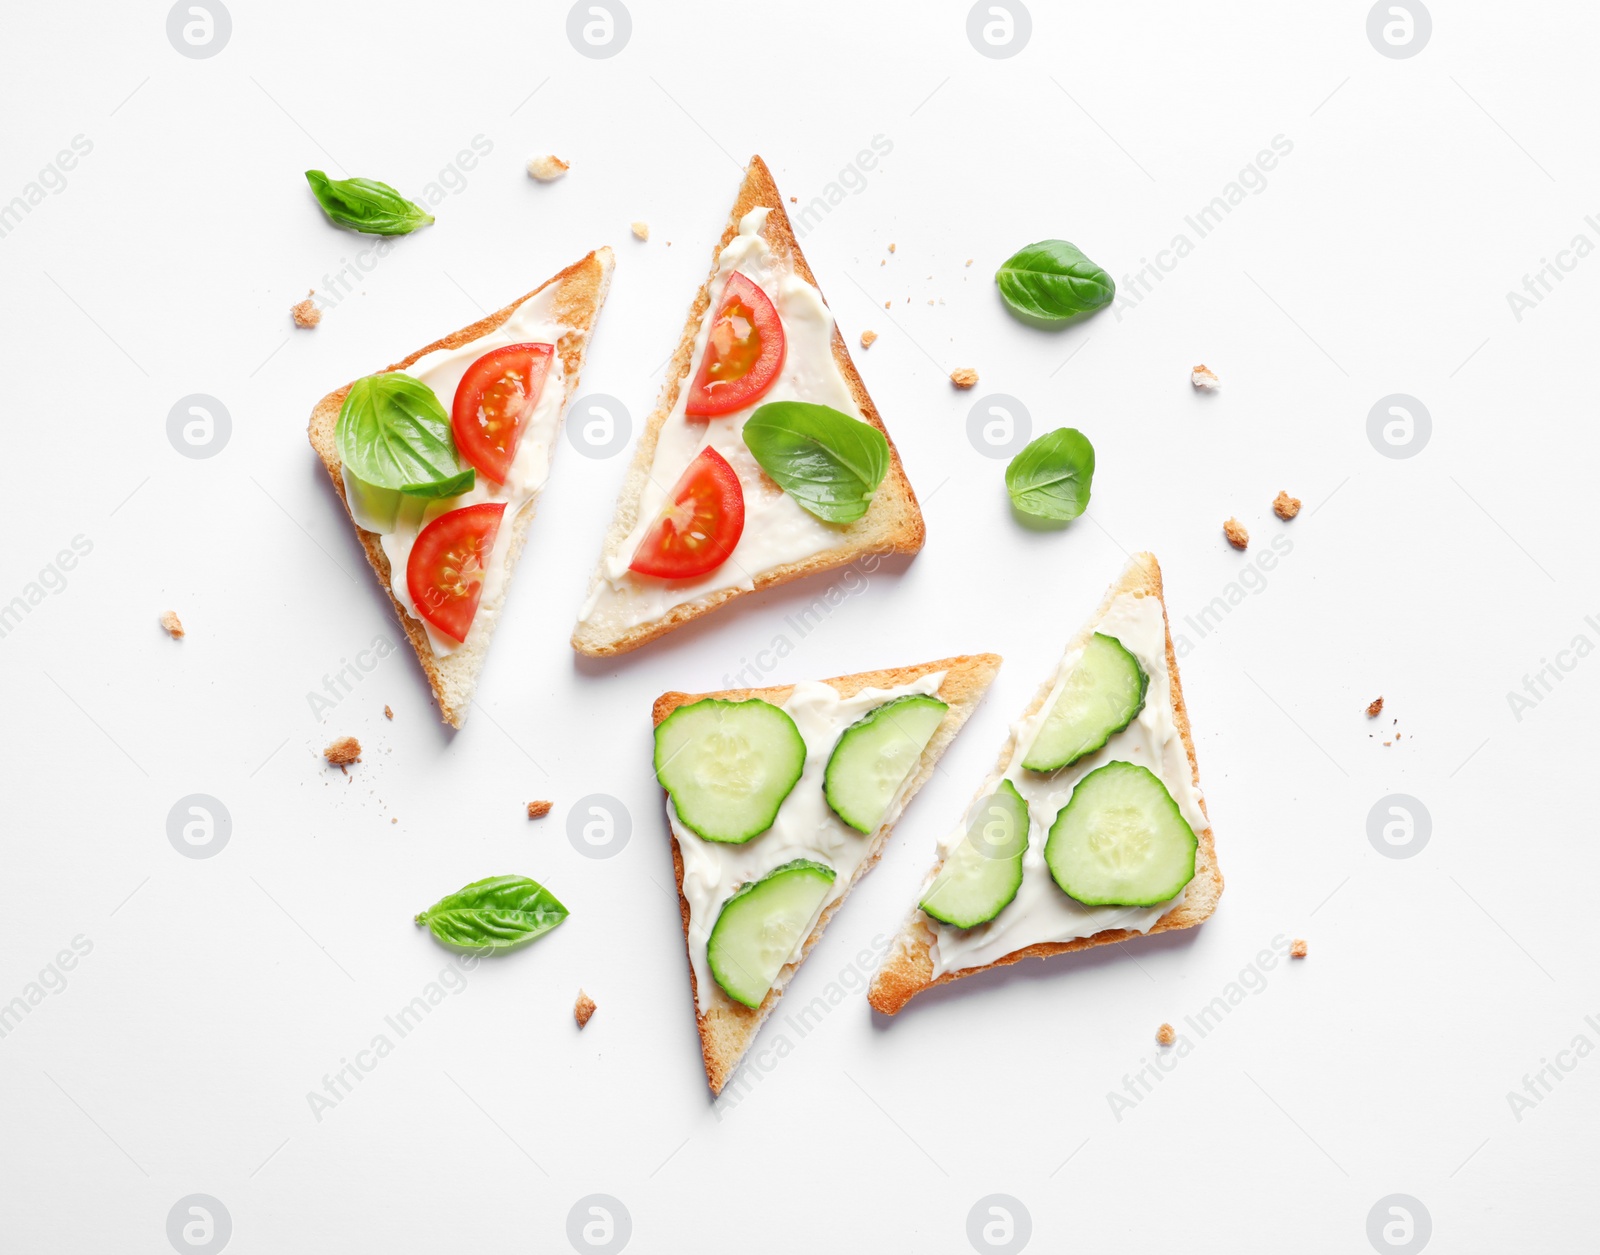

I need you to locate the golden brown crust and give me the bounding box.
[307,248,614,728]
[867,554,1225,1015]
[323,736,361,766]
[652,653,1002,1095]
[571,156,924,658]
[574,989,597,1027]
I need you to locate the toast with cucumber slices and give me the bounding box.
[653,653,1001,1094]
[308,248,613,727]
[572,157,924,656]
[869,554,1223,1015]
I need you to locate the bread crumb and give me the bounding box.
[291,291,322,329]
[950,367,979,389]
[860,330,878,349]
[323,736,361,767]
[1156,1022,1176,1047]
[1191,363,1221,390]
[965,258,973,266]
[527,800,553,819]
[630,220,649,241]
[526,154,569,181]
[888,242,896,253]
[1290,939,1308,959]
[384,705,393,720]
[1366,696,1384,718]
[1273,490,1302,520]
[574,989,597,1028]
[880,259,886,266]
[1223,518,1249,550]
[789,195,796,203]
[884,300,891,309]
[159,610,185,638]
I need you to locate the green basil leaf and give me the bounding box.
[995,240,1115,325]
[336,372,474,498]
[414,875,569,953]
[1005,427,1095,522]
[742,402,889,524]
[305,170,435,236]
[401,468,476,500]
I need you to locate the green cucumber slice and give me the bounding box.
[707,858,837,1008]
[823,694,950,833]
[654,698,806,844]
[919,779,1029,928]
[1044,761,1197,906]
[1022,632,1148,773]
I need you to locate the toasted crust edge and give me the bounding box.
[652,653,1002,1095]
[571,156,925,658]
[867,554,1224,1015]
[307,248,615,728]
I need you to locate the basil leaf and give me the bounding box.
[336,372,474,498]
[1005,427,1095,522]
[415,875,569,953]
[305,170,435,236]
[995,240,1115,325]
[402,468,476,500]
[742,402,889,524]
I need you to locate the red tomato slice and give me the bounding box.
[407,502,506,642]
[684,272,785,418]
[628,447,745,579]
[451,342,554,484]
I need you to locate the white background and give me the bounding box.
[2,1,1595,1251]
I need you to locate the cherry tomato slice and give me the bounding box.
[628,447,745,579]
[684,272,785,418]
[407,502,506,642]
[451,342,554,484]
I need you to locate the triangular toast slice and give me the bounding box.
[573,157,924,656]
[869,554,1223,1014]
[654,653,1001,1094]
[309,248,614,727]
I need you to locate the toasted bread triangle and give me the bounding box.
[654,653,1001,1095]
[308,248,614,728]
[868,555,1223,1015]
[573,156,924,657]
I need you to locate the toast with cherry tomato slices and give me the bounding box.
[571,157,924,656]
[308,248,613,728]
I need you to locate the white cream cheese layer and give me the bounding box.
[926,594,1205,978]
[577,207,863,636]
[674,672,947,1013]
[342,284,574,657]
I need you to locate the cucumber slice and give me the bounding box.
[823,694,950,833]
[1044,761,1197,906]
[707,859,837,1008]
[1022,632,1148,773]
[654,698,806,844]
[919,779,1029,928]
